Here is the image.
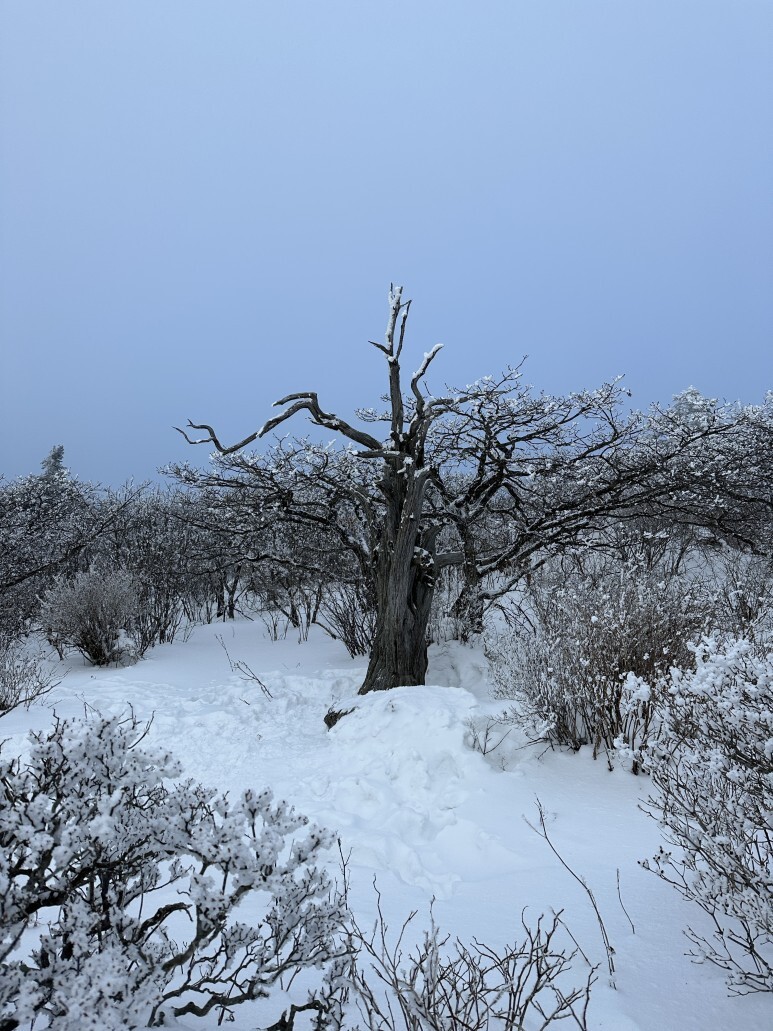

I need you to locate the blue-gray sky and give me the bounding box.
[1,1,771,484]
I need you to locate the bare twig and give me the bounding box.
[527,798,616,985]
[346,878,595,1029]
[616,868,636,935]
[217,635,272,698]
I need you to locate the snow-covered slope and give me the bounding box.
[3,622,770,1030]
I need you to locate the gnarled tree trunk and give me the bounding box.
[359,472,436,693]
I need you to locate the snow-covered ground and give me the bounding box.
[4,621,770,1030]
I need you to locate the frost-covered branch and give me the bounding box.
[0,712,349,1029]
[641,636,773,994]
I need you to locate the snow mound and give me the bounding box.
[322,685,477,895]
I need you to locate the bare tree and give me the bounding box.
[179,288,755,694]
[180,287,461,693]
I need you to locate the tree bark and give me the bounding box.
[360,581,432,692]
[359,470,435,693]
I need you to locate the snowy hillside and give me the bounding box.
[3,622,770,1030]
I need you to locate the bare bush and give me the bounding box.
[252,567,324,643]
[131,582,188,656]
[0,637,59,716]
[40,570,139,666]
[641,635,773,994]
[282,582,324,643]
[317,582,377,658]
[348,892,595,1030]
[463,715,512,764]
[258,604,294,641]
[710,553,773,645]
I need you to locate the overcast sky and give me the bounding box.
[1,1,771,484]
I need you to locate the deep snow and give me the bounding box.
[3,621,771,1030]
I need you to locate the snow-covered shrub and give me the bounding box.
[0,636,59,716]
[0,712,348,1029]
[641,635,773,993]
[40,570,139,665]
[488,558,707,769]
[248,563,324,642]
[0,451,96,640]
[612,672,664,774]
[348,898,595,1029]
